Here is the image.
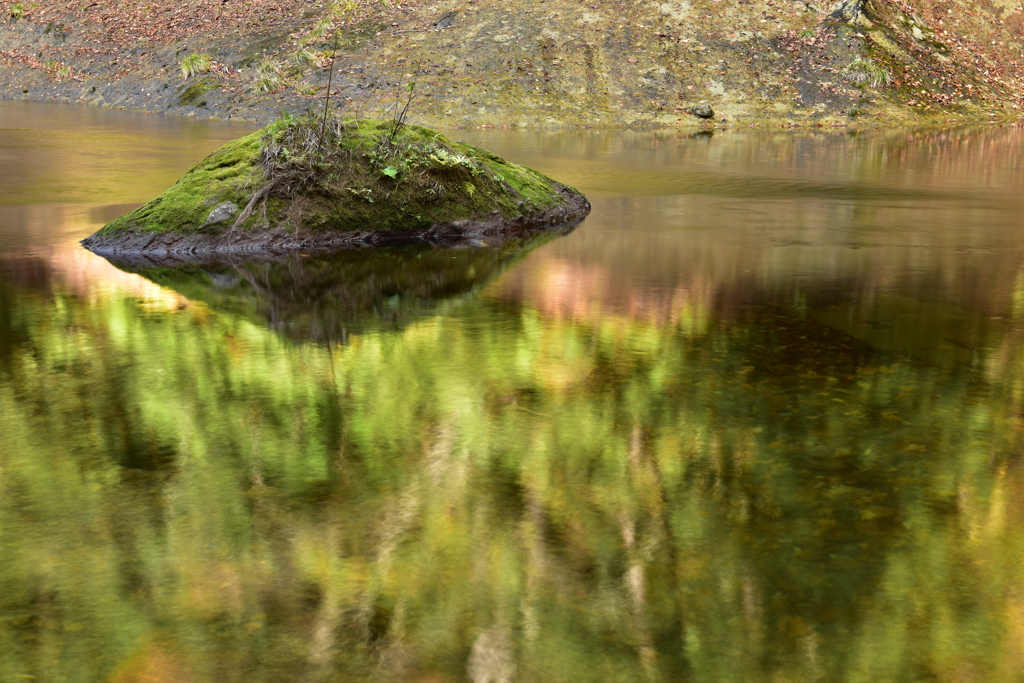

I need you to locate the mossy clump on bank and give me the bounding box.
[84,112,589,253]
[176,78,219,106]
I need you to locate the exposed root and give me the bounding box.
[231,181,277,232]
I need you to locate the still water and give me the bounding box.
[3,100,1024,682]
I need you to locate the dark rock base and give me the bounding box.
[82,186,590,257]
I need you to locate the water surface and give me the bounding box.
[4,101,1024,682]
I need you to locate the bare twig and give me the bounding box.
[319,32,340,154]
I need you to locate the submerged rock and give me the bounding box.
[82,114,590,256]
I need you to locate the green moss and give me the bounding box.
[95,116,585,240]
[457,143,566,209]
[176,78,219,107]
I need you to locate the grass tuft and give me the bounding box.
[842,56,892,88]
[293,49,324,70]
[254,58,285,93]
[180,53,212,79]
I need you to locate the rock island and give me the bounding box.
[82,113,590,255]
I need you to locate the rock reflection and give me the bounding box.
[97,226,576,342]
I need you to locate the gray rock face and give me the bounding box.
[202,202,239,228]
[691,104,715,119]
[828,0,868,24]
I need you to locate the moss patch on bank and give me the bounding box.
[92,113,587,245]
[176,78,219,107]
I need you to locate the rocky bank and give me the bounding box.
[1,0,1023,127]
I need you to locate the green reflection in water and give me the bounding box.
[2,254,1024,683]
[99,228,573,342]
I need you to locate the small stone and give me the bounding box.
[435,10,458,28]
[691,104,714,119]
[202,201,238,227]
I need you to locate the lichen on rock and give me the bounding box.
[81,112,590,255]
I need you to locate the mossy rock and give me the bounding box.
[82,115,590,255]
